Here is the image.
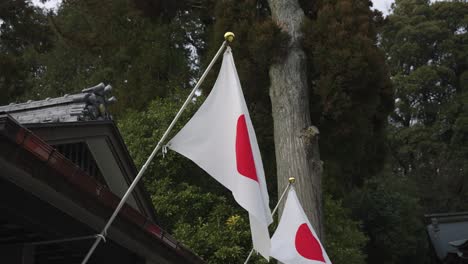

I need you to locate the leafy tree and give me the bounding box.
[0,0,52,104]
[303,0,394,194]
[118,89,209,189]
[324,195,368,264]
[381,0,468,212]
[350,173,429,264]
[26,0,192,115]
[359,1,468,262]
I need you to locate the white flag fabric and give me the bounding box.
[271,187,332,264]
[167,47,273,260]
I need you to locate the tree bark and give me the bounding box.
[267,0,324,239]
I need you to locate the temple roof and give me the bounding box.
[0,115,203,263]
[0,83,116,124]
[0,85,204,263]
[426,212,468,263]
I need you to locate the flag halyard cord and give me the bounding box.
[80,39,230,264]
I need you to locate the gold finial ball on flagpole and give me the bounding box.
[224,32,235,43]
[288,177,296,184]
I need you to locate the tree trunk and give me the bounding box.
[267,0,324,239]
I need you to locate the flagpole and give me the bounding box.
[80,32,235,264]
[243,177,296,264]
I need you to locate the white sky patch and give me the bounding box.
[371,0,395,16]
[455,27,467,35]
[372,0,443,16]
[31,0,62,11]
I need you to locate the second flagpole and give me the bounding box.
[80,32,235,264]
[243,177,296,264]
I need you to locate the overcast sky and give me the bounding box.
[372,0,395,15]
[31,0,61,10]
[32,0,396,15]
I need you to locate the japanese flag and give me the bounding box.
[167,47,273,260]
[271,187,332,264]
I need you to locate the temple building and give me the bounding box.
[426,212,468,264]
[0,83,203,264]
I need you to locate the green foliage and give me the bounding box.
[350,173,429,264]
[303,0,394,193]
[0,0,52,104]
[22,0,191,115]
[324,195,368,264]
[381,0,468,212]
[118,90,214,187]
[330,1,468,263]
[170,185,254,264]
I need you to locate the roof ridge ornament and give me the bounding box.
[0,82,117,124]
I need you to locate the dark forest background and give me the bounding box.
[1,0,467,263]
